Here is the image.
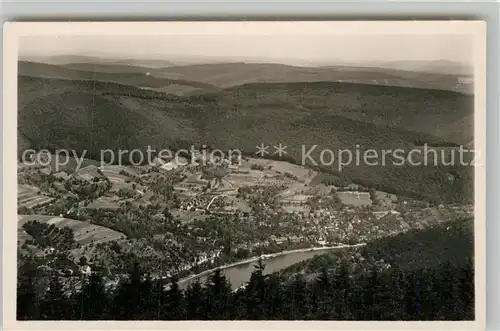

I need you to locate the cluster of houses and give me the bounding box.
[179,196,210,212]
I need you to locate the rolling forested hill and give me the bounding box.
[18,75,473,203]
[291,216,473,274]
[153,62,472,94]
[18,61,218,95]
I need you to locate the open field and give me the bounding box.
[225,159,317,189]
[18,215,126,246]
[85,196,122,210]
[72,165,104,182]
[17,154,100,173]
[100,165,140,191]
[171,210,209,224]
[280,194,312,205]
[18,185,55,208]
[249,159,318,184]
[374,191,398,208]
[337,191,372,207]
[173,185,198,199]
[184,173,210,186]
[225,171,265,187]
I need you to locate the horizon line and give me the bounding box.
[18,52,473,66]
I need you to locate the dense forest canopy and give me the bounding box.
[17,218,474,320]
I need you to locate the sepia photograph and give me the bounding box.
[2,21,486,329]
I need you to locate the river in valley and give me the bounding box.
[178,244,364,291]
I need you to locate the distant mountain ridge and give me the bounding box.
[18,61,218,96]
[153,62,472,93]
[20,54,472,75]
[19,55,177,68]
[366,60,473,76]
[19,57,473,94]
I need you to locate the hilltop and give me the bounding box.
[285,216,473,275]
[18,76,201,156]
[19,55,177,68]
[18,61,218,95]
[153,62,472,94]
[216,81,473,145]
[367,59,473,76]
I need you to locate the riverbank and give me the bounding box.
[178,243,366,286]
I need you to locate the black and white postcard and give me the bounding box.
[2,21,487,330]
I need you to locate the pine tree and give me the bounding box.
[286,274,311,320]
[17,275,39,320]
[372,268,392,319]
[419,265,438,320]
[147,277,166,320]
[314,267,333,319]
[162,276,186,320]
[458,258,475,320]
[437,261,460,319]
[205,269,231,319]
[78,272,107,319]
[332,260,351,319]
[186,280,206,320]
[40,274,73,319]
[385,267,407,320]
[264,274,285,319]
[230,288,247,319]
[403,273,421,320]
[244,258,267,319]
[111,261,143,319]
[137,274,155,319]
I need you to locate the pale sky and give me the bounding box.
[19,34,474,66]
